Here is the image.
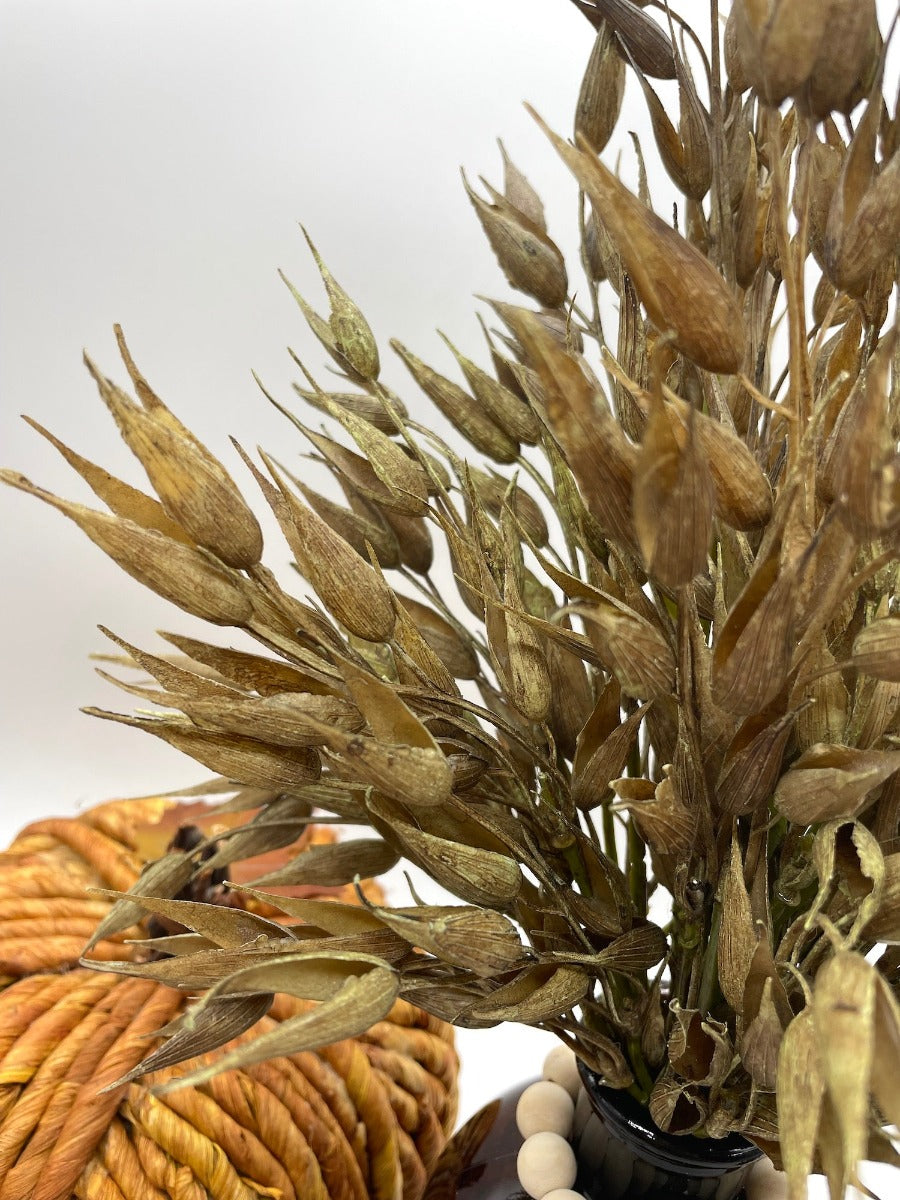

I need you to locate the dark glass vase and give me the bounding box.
[440,1067,761,1200]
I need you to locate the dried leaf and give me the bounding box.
[247,838,399,888]
[157,958,399,1091]
[366,794,522,908]
[777,1008,825,1200]
[774,744,900,824]
[812,951,877,1189]
[469,964,589,1023]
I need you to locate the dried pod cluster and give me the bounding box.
[4,1,900,1197]
[0,798,458,1200]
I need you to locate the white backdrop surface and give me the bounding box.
[1,5,898,1192]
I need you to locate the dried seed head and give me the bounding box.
[497,138,547,231]
[395,593,480,680]
[575,22,626,154]
[438,331,542,445]
[728,0,829,108]
[2,471,254,625]
[586,0,675,80]
[796,0,881,119]
[321,395,430,517]
[301,227,380,381]
[632,394,715,589]
[292,477,401,568]
[261,455,396,643]
[462,170,568,309]
[854,618,900,684]
[291,385,408,434]
[21,417,194,546]
[532,111,746,374]
[85,351,263,569]
[501,564,552,724]
[391,339,520,463]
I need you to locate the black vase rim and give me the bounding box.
[577,1060,763,1176]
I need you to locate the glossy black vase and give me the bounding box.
[439,1067,761,1200]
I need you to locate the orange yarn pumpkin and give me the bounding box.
[0,797,458,1200]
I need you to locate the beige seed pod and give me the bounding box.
[467,467,549,548]
[21,417,195,547]
[173,691,365,749]
[438,331,541,445]
[291,385,408,434]
[581,601,676,701]
[261,455,396,643]
[462,170,568,309]
[395,593,480,680]
[376,503,434,574]
[825,83,899,297]
[294,478,400,568]
[575,22,625,155]
[531,110,746,375]
[301,227,380,382]
[712,553,797,716]
[86,357,263,569]
[853,619,900,683]
[774,744,900,824]
[717,838,756,1014]
[586,0,675,80]
[728,0,828,108]
[498,138,547,231]
[632,392,715,589]
[796,0,881,119]
[501,565,552,724]
[321,396,430,517]
[794,131,844,268]
[279,270,368,385]
[391,339,519,463]
[86,708,321,790]
[389,597,459,695]
[2,471,253,626]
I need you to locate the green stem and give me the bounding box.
[602,803,618,867]
[697,897,723,1015]
[627,1035,655,1102]
[626,817,647,919]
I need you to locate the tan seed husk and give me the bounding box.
[261,455,396,643]
[531,110,746,374]
[461,171,568,309]
[1,472,253,626]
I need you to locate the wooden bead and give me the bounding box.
[516,1080,575,1139]
[542,1044,581,1100]
[517,1131,578,1199]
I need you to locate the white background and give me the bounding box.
[1,3,898,1191]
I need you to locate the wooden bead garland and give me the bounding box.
[514,1046,790,1200]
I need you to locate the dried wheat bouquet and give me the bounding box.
[3,1,900,1197]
